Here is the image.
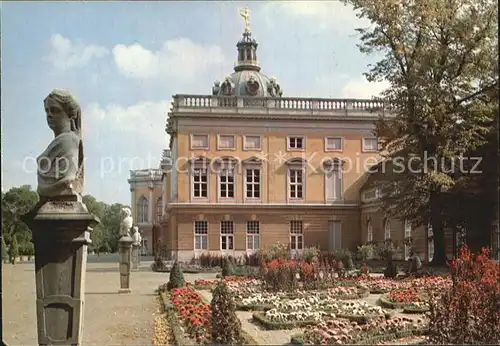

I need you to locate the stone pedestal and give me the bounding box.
[22,197,99,346]
[118,236,134,293]
[131,245,140,271]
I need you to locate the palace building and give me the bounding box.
[129,11,454,261]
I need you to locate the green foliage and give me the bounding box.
[167,260,185,290]
[221,257,235,277]
[210,280,244,345]
[300,246,321,263]
[10,236,19,263]
[357,244,375,262]
[259,243,289,262]
[20,242,35,257]
[2,238,8,262]
[343,0,498,264]
[2,185,39,246]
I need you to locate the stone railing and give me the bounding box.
[172,94,393,116]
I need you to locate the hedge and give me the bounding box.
[252,312,318,330]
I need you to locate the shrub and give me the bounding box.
[211,280,244,345]
[357,244,375,262]
[300,246,321,263]
[10,236,19,264]
[167,260,186,290]
[427,246,500,344]
[261,259,300,291]
[259,243,289,262]
[222,257,235,277]
[151,256,166,271]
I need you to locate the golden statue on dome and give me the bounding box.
[239,6,251,33]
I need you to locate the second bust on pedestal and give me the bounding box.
[37,89,84,198]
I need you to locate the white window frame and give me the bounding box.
[324,136,344,152]
[244,166,262,202]
[428,222,434,262]
[218,167,236,201]
[190,164,209,201]
[362,188,381,203]
[367,221,373,242]
[137,196,148,223]
[243,135,263,151]
[287,167,305,201]
[404,219,412,260]
[220,220,235,251]
[217,134,236,150]
[384,218,391,240]
[290,220,304,251]
[194,220,208,251]
[246,221,260,251]
[287,136,306,151]
[362,137,379,152]
[190,134,210,150]
[325,165,343,202]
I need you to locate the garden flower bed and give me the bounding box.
[290,316,428,344]
[378,287,430,312]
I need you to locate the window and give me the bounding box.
[219,168,235,199]
[244,135,262,150]
[326,167,342,201]
[137,196,148,223]
[404,220,412,260]
[287,136,305,150]
[156,197,163,222]
[246,221,260,250]
[194,221,208,250]
[192,168,208,198]
[245,168,260,199]
[363,137,379,152]
[325,137,343,151]
[288,168,304,199]
[328,220,342,250]
[384,219,391,240]
[428,223,434,261]
[191,134,209,149]
[218,135,236,150]
[220,221,234,250]
[362,188,381,202]
[367,221,373,242]
[290,221,304,250]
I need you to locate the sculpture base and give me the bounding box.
[118,288,132,294]
[118,236,134,292]
[22,198,99,346]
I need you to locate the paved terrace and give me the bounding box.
[2,255,217,345]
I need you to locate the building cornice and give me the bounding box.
[167,202,360,210]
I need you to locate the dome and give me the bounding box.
[211,29,283,98]
[214,70,282,98]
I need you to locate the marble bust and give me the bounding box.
[120,208,133,237]
[37,89,84,199]
[132,226,142,246]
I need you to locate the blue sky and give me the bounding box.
[2,1,387,205]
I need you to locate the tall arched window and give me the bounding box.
[156,197,163,221]
[137,196,148,223]
[404,219,412,260]
[367,221,373,242]
[384,218,391,240]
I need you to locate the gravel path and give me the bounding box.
[2,260,217,345]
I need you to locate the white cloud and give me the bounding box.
[83,100,171,147]
[112,38,226,82]
[47,34,109,71]
[263,1,369,31]
[340,78,390,98]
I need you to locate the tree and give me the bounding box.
[101,203,129,252]
[2,238,8,263]
[211,280,244,345]
[344,0,498,264]
[2,185,39,246]
[82,195,107,253]
[10,235,19,264]
[167,260,186,290]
